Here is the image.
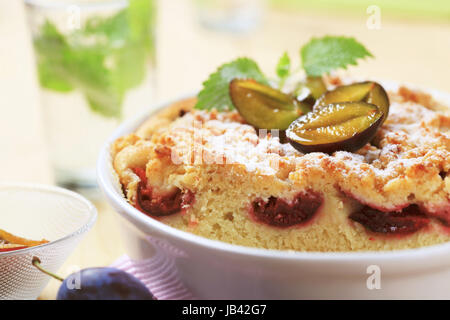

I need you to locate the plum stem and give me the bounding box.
[32,256,64,282]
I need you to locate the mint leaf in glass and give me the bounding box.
[33,0,156,119]
[34,21,74,93]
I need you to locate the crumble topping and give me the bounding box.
[113,85,450,217]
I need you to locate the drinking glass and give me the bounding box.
[194,0,265,33]
[24,0,156,197]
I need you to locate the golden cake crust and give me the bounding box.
[112,83,450,252]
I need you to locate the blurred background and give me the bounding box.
[0,0,449,298]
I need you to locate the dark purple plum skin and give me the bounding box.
[57,267,155,300]
[366,82,390,124]
[287,115,383,154]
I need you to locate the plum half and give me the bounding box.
[304,76,327,100]
[315,81,390,124]
[229,79,309,130]
[294,76,328,109]
[286,102,383,153]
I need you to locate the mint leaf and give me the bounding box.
[85,89,124,118]
[301,36,373,77]
[195,58,267,111]
[276,52,291,80]
[37,60,74,92]
[34,21,74,93]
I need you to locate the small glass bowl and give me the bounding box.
[0,183,97,300]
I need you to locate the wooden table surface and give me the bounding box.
[0,0,449,299]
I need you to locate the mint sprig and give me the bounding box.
[301,36,373,77]
[195,58,267,111]
[195,36,373,111]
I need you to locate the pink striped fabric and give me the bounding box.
[111,237,196,300]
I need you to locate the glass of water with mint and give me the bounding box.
[25,0,156,196]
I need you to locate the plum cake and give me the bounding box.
[111,77,450,252]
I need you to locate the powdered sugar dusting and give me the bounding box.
[166,110,302,175]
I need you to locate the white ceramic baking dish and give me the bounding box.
[97,83,450,299]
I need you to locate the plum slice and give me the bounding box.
[133,167,194,217]
[250,192,323,228]
[229,79,309,130]
[305,76,327,100]
[286,101,383,153]
[349,205,430,235]
[315,81,390,124]
[295,76,328,106]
